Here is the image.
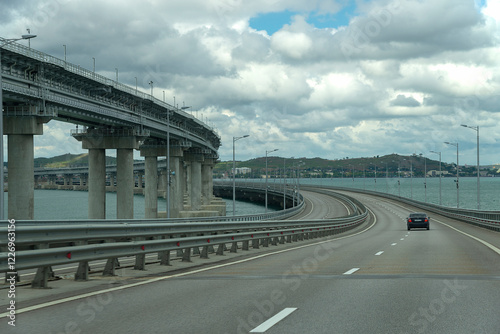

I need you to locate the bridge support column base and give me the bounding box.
[242,240,249,251]
[159,251,171,265]
[182,248,191,262]
[134,254,146,270]
[103,258,118,276]
[75,261,89,281]
[201,246,209,259]
[252,239,260,249]
[31,266,53,289]
[216,244,224,255]
[230,242,238,253]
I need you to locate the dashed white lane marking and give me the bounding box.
[250,308,298,333]
[391,243,397,246]
[343,268,360,275]
[400,238,404,241]
[375,251,384,256]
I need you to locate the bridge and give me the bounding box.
[1,41,220,220]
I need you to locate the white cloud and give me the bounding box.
[2,0,500,165]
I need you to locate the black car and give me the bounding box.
[407,212,430,230]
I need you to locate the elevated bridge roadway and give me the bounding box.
[1,39,220,220]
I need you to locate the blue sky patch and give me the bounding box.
[249,3,357,35]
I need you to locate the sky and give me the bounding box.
[1,0,500,166]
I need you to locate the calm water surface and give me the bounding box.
[4,176,498,220]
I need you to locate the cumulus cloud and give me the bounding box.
[2,0,500,165]
[390,94,421,107]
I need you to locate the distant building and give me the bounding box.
[233,167,251,175]
[426,170,449,177]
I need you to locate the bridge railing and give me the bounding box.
[0,186,367,287]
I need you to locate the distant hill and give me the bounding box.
[34,153,117,168]
[214,153,498,178]
[32,153,498,177]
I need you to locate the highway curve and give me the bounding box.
[1,189,499,334]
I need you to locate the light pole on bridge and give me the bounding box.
[445,141,459,208]
[232,135,249,216]
[265,148,278,213]
[461,124,480,210]
[430,150,442,205]
[0,34,37,220]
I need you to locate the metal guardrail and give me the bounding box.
[303,185,500,232]
[0,187,367,287]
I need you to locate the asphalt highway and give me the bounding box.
[1,190,499,334]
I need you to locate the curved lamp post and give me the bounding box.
[461,124,480,210]
[445,142,459,208]
[430,150,442,205]
[232,135,249,216]
[1,34,37,220]
[265,148,278,213]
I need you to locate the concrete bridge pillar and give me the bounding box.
[201,158,215,205]
[136,171,143,189]
[109,172,116,187]
[169,146,185,218]
[7,135,34,219]
[64,174,73,186]
[4,116,50,220]
[117,149,134,219]
[159,170,167,199]
[184,162,191,208]
[184,152,204,211]
[88,149,106,218]
[73,128,146,219]
[140,146,165,219]
[79,174,87,186]
[144,156,158,218]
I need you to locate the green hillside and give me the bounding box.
[34,153,117,167]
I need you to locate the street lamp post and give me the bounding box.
[461,124,480,210]
[232,135,249,216]
[1,34,37,220]
[445,142,459,208]
[410,159,413,199]
[283,157,286,210]
[397,161,401,197]
[423,155,427,202]
[430,151,442,205]
[265,148,278,213]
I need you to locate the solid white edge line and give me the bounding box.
[434,219,500,256]
[0,211,378,318]
[250,308,298,333]
[343,268,360,275]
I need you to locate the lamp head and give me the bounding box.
[21,34,37,40]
